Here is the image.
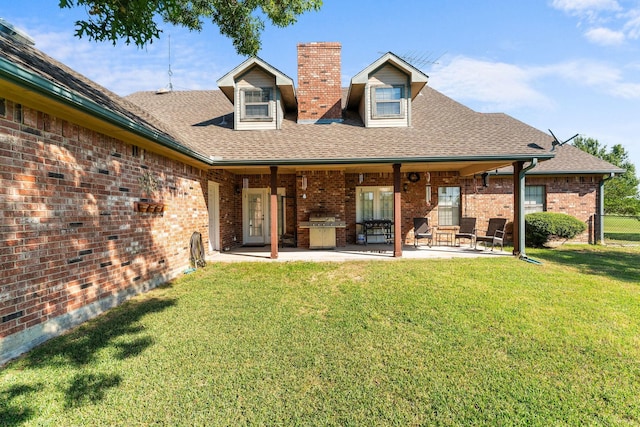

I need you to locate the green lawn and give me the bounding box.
[2,246,639,426]
[604,215,640,243]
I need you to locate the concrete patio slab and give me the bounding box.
[208,244,512,263]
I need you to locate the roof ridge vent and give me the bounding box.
[0,18,35,46]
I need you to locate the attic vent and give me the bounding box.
[0,18,35,46]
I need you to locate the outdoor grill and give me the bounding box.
[300,212,347,249]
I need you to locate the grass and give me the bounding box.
[1,246,639,426]
[604,215,640,243]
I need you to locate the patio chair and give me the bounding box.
[413,217,433,248]
[474,218,507,251]
[454,217,477,247]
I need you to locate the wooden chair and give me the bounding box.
[455,217,476,247]
[474,218,507,251]
[413,217,433,248]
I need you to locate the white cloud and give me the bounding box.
[429,56,640,114]
[26,28,230,95]
[608,82,640,98]
[584,26,625,45]
[429,56,551,111]
[536,59,640,99]
[622,9,640,39]
[551,0,621,14]
[551,0,640,45]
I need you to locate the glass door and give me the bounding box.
[243,188,268,245]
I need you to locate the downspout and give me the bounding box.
[518,158,538,260]
[598,173,615,244]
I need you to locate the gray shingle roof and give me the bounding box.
[124,87,559,165]
[0,30,622,174]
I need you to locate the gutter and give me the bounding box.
[598,172,616,244]
[518,158,538,262]
[0,56,213,166]
[209,153,554,168]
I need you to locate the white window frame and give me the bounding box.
[525,185,545,214]
[438,186,460,226]
[356,186,394,222]
[240,87,273,121]
[371,85,404,119]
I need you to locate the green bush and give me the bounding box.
[525,212,587,247]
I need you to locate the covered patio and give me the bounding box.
[210,243,512,263]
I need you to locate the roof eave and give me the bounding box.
[216,56,297,110]
[346,52,429,109]
[0,56,213,166]
[494,169,625,176]
[209,153,554,168]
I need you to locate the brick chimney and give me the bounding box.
[297,42,343,124]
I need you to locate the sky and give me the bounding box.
[2,0,640,173]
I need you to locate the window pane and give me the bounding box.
[376,102,401,116]
[525,185,545,214]
[438,187,460,226]
[245,89,271,102]
[245,104,269,118]
[361,191,374,220]
[375,87,402,100]
[380,191,393,219]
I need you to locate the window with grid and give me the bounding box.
[437,186,460,226]
[356,187,394,222]
[372,86,403,118]
[241,88,272,120]
[525,185,545,214]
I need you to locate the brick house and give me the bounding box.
[0,29,621,364]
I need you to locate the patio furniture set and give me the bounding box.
[413,217,507,251]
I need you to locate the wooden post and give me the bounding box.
[393,164,403,257]
[270,166,278,259]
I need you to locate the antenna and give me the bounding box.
[167,34,173,91]
[380,50,445,69]
[155,34,173,94]
[549,129,578,151]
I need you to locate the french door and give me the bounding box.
[242,188,286,245]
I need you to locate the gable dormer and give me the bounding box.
[346,52,428,128]
[217,57,296,130]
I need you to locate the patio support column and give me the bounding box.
[393,163,403,257]
[512,161,524,256]
[270,166,278,259]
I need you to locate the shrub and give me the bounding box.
[525,212,587,247]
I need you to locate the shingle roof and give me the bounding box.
[0,30,622,175]
[497,143,625,175]
[124,87,559,165]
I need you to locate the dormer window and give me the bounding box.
[241,87,273,121]
[372,85,404,118]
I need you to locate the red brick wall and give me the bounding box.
[461,175,598,243]
[0,99,222,349]
[297,42,342,122]
[343,171,599,245]
[296,170,346,247]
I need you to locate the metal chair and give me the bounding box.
[475,218,507,251]
[413,217,433,248]
[455,217,477,247]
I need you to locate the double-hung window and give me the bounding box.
[242,88,272,120]
[525,185,545,214]
[438,186,460,226]
[372,86,403,118]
